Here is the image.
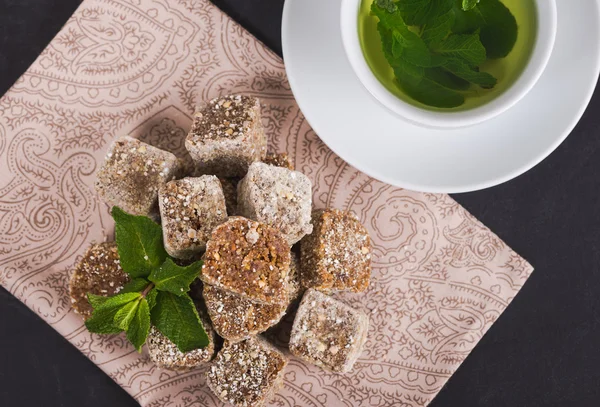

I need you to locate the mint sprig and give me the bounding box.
[371,0,517,108]
[84,207,206,353]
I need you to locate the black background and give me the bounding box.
[1,0,600,406]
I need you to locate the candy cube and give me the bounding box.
[95,136,181,216]
[206,337,287,407]
[289,289,369,373]
[158,176,227,259]
[300,209,372,293]
[69,242,130,318]
[147,311,217,371]
[201,217,290,305]
[185,95,266,177]
[203,284,287,342]
[237,162,313,245]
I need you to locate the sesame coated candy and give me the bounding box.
[147,311,217,371]
[206,337,287,407]
[289,289,369,373]
[237,162,313,245]
[300,209,372,293]
[95,136,182,216]
[158,176,228,259]
[203,284,287,342]
[200,217,290,305]
[185,95,267,177]
[69,242,130,318]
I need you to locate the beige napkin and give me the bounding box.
[0,0,533,405]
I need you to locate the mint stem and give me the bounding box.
[141,283,154,298]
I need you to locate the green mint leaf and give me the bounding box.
[85,308,124,334]
[373,6,441,69]
[451,0,484,34]
[112,206,168,279]
[376,0,397,13]
[85,292,141,334]
[149,258,202,296]
[87,293,110,309]
[425,68,470,90]
[462,0,479,11]
[94,292,141,310]
[146,288,158,310]
[393,62,424,86]
[433,32,486,66]
[114,299,140,330]
[372,3,405,30]
[444,58,497,88]
[126,298,151,352]
[151,291,209,353]
[476,0,517,58]
[120,278,151,294]
[421,10,455,46]
[397,0,453,26]
[399,75,464,108]
[391,28,444,68]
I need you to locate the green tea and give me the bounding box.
[358,0,537,111]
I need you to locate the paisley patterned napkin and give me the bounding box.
[0,0,533,406]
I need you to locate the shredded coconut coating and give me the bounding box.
[69,242,130,319]
[95,136,182,216]
[201,217,290,305]
[203,284,287,342]
[263,152,294,170]
[158,176,228,259]
[185,95,266,177]
[147,312,217,371]
[237,162,313,245]
[289,289,369,373]
[206,337,287,407]
[300,209,372,293]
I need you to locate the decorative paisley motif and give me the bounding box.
[444,218,504,267]
[0,1,534,407]
[12,0,198,107]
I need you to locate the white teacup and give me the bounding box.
[340,0,557,128]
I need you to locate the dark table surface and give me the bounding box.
[1,0,600,406]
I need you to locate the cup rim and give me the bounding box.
[340,0,558,129]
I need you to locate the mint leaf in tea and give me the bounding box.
[360,0,534,110]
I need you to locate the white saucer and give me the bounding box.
[282,0,600,193]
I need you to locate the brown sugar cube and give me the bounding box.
[206,337,287,407]
[237,162,313,245]
[185,95,266,177]
[203,284,287,342]
[201,217,290,305]
[69,242,130,319]
[147,311,217,371]
[218,177,240,215]
[300,209,372,293]
[289,289,369,373]
[158,176,228,259]
[263,152,294,170]
[95,136,182,216]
